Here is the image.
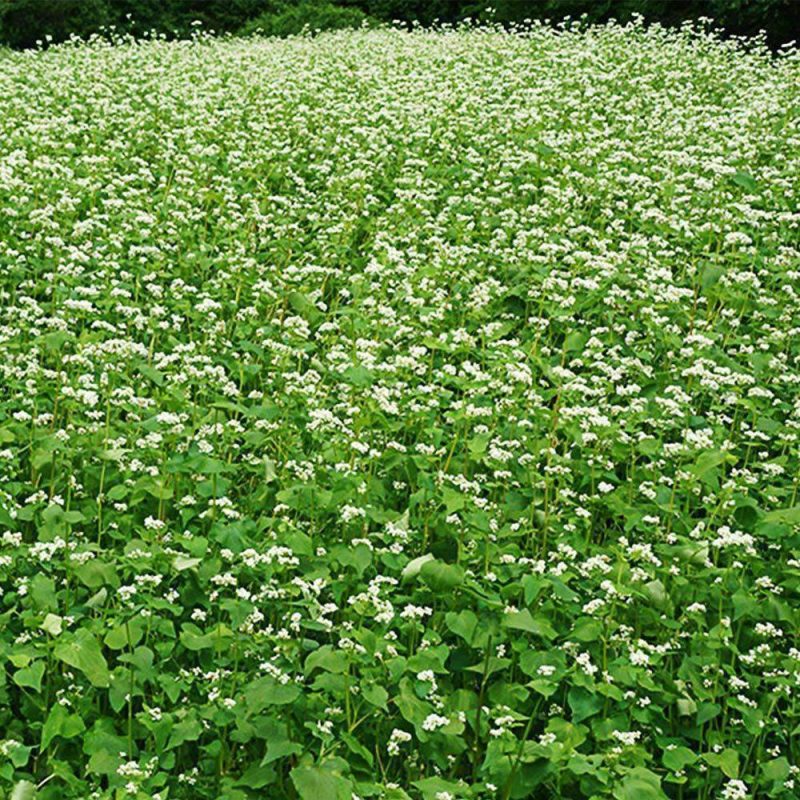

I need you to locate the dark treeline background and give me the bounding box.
[0,0,797,50]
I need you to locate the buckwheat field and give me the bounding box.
[0,18,799,800]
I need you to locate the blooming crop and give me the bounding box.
[0,17,798,800]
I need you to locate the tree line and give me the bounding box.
[0,0,796,50]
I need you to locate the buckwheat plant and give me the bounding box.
[0,16,798,800]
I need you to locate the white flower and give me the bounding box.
[421,713,449,732]
[721,779,749,800]
[387,728,412,756]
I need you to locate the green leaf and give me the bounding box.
[502,609,557,639]
[242,676,301,713]
[361,682,389,710]
[290,764,352,800]
[412,777,470,800]
[570,618,602,642]
[104,619,144,650]
[637,437,661,455]
[13,660,45,692]
[394,678,429,725]
[41,703,86,750]
[54,629,110,688]
[106,485,128,501]
[186,455,229,475]
[166,713,202,750]
[676,697,697,717]
[445,609,478,644]
[731,170,758,192]
[522,574,546,605]
[700,264,725,289]
[732,496,760,528]
[264,457,278,482]
[141,477,173,500]
[696,703,721,725]
[703,748,739,779]
[643,579,669,610]
[663,746,697,771]
[5,742,32,768]
[342,365,374,387]
[41,613,63,636]
[31,448,56,471]
[172,555,202,571]
[401,553,434,582]
[764,505,800,526]
[761,757,790,784]
[179,623,233,651]
[30,574,57,611]
[440,487,466,513]
[419,559,464,592]
[468,433,490,457]
[613,768,667,800]
[567,686,603,723]
[138,365,164,386]
[10,781,36,800]
[87,749,122,776]
[341,731,373,766]
[73,559,119,589]
[305,645,348,675]
[262,738,303,766]
[86,588,108,609]
[288,291,323,324]
[689,449,730,484]
[384,789,413,800]
[549,578,579,603]
[235,762,276,789]
[103,625,128,650]
[563,331,586,352]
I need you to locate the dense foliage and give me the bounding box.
[1,18,800,800]
[0,0,797,49]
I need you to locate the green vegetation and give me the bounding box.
[239,3,373,38]
[0,17,799,800]
[0,0,797,49]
